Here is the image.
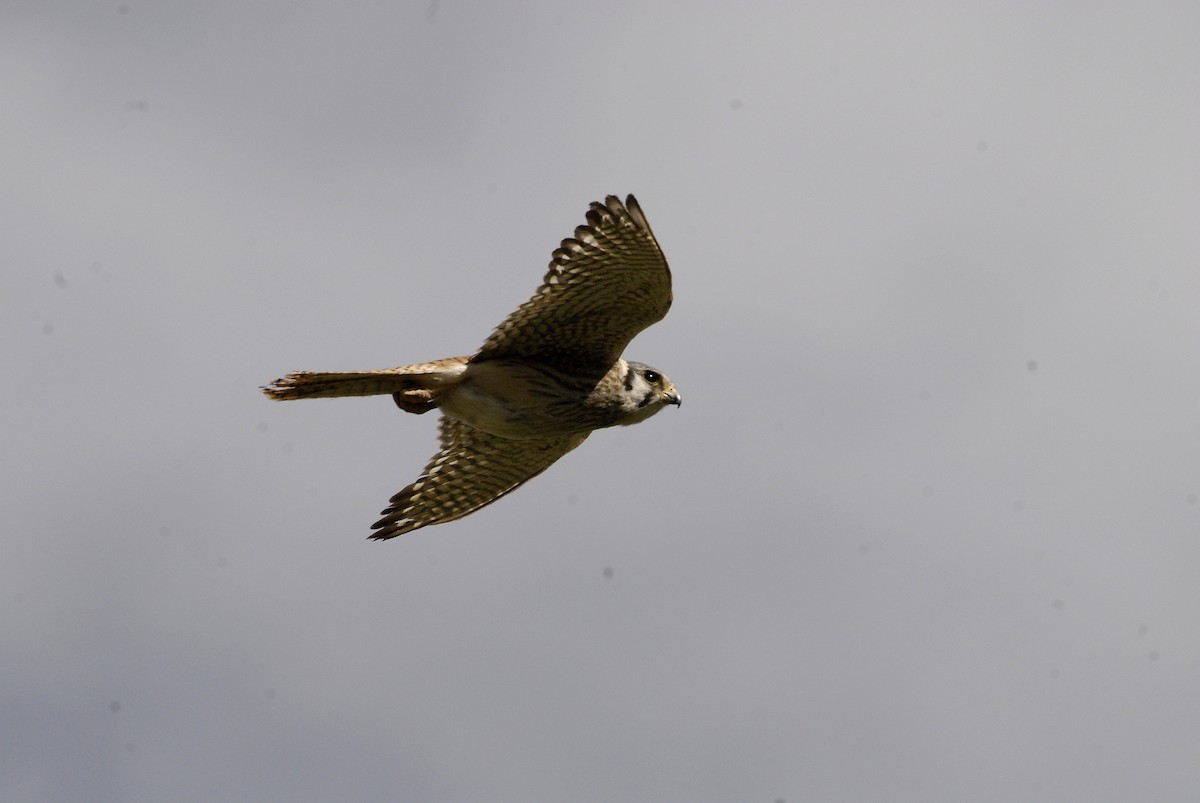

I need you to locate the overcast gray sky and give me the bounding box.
[4,2,1200,801]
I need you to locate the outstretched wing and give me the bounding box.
[472,194,671,375]
[370,416,588,539]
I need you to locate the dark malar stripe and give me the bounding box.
[637,391,655,408]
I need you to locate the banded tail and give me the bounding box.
[262,357,469,411]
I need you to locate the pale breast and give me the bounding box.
[437,359,606,439]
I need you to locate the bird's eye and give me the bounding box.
[643,370,660,384]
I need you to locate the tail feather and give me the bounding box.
[262,357,469,402]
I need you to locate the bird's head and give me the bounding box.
[615,360,681,425]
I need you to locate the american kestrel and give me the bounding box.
[264,195,679,539]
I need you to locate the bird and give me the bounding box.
[263,194,680,539]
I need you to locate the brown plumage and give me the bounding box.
[264,195,680,539]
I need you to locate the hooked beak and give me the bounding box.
[662,387,682,407]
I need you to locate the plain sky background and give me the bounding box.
[4,2,1200,801]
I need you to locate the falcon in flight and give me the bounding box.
[264,195,680,539]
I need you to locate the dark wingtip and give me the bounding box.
[368,520,404,540]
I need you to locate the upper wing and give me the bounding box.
[370,415,588,539]
[472,195,671,374]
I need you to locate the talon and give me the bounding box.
[393,389,435,414]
